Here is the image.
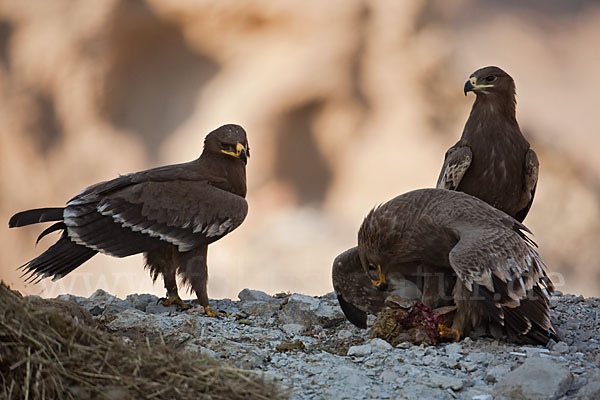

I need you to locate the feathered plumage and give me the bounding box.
[332,67,550,343]
[10,124,250,310]
[355,188,557,344]
[437,66,538,222]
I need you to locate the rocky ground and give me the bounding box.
[48,289,600,400]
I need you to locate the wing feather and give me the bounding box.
[20,235,98,283]
[449,224,544,294]
[65,180,247,254]
[448,219,556,343]
[514,148,539,222]
[436,145,472,190]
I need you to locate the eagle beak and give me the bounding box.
[464,78,475,95]
[464,77,493,95]
[221,143,248,165]
[371,265,388,291]
[237,143,248,165]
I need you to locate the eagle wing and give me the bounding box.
[448,222,546,298]
[448,218,556,342]
[436,145,472,190]
[67,161,226,203]
[514,148,539,222]
[64,180,248,257]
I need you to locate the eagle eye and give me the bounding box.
[485,75,497,83]
[366,263,379,280]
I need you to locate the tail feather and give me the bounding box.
[479,282,557,345]
[49,247,98,282]
[36,222,67,244]
[9,208,64,228]
[20,234,97,282]
[21,240,83,281]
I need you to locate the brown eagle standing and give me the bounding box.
[9,124,249,314]
[358,189,557,345]
[437,66,538,222]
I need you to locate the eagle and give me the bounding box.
[9,124,249,314]
[355,188,557,345]
[437,66,538,222]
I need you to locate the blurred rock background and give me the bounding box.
[1,0,599,299]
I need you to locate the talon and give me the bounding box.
[204,305,228,317]
[160,295,190,310]
[437,323,461,342]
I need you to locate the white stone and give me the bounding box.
[496,358,573,400]
[520,346,550,358]
[106,309,153,330]
[336,329,353,340]
[281,323,305,336]
[428,373,464,391]
[552,341,570,354]
[348,344,372,357]
[381,370,398,384]
[445,342,462,355]
[369,338,393,351]
[577,381,600,399]
[238,288,273,302]
[485,364,511,383]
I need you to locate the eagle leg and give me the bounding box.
[437,323,460,342]
[160,295,190,310]
[204,305,228,318]
[177,247,227,317]
[178,245,210,307]
[433,304,460,342]
[146,247,189,310]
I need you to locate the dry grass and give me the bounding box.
[0,283,286,399]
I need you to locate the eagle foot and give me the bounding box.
[204,305,228,318]
[159,295,190,311]
[437,323,460,342]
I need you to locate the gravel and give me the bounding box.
[52,289,600,399]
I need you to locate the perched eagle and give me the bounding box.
[355,188,557,345]
[437,66,538,222]
[9,124,249,314]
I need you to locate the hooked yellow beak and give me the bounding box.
[371,265,388,291]
[221,142,248,165]
[464,77,494,95]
